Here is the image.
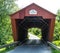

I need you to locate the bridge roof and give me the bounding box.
[10,3,56,19]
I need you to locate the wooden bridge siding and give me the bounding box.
[48,18,55,42]
[11,18,18,41]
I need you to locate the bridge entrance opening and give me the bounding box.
[16,16,51,43]
[28,28,42,40]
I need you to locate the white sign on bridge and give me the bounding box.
[29,9,37,14]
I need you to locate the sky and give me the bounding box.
[15,0,60,14]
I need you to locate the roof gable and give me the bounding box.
[10,3,56,19]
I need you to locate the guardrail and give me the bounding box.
[0,41,19,49]
[0,40,60,51]
[0,38,27,49]
[47,41,60,51]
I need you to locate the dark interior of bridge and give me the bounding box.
[16,16,51,44]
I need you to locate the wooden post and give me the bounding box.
[48,18,55,42]
[11,19,18,41]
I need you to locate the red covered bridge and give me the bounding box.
[10,3,56,42]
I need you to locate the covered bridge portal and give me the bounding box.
[10,3,56,43]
